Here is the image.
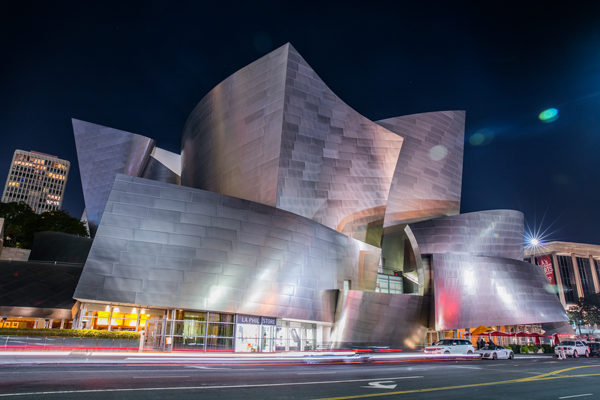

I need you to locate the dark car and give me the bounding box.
[588,342,600,357]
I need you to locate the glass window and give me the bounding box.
[377,274,403,294]
[576,257,594,296]
[208,313,234,323]
[557,256,576,303]
[207,323,234,338]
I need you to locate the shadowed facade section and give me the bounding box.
[180,43,403,236]
[0,261,82,319]
[74,174,381,322]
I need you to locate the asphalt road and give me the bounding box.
[1,357,599,399]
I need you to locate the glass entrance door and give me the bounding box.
[144,320,164,350]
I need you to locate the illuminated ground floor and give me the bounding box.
[73,302,332,352]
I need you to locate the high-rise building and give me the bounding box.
[1,150,70,213]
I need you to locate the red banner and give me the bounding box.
[537,255,556,285]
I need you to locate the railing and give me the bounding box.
[0,336,138,352]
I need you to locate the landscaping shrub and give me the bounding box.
[508,344,521,354]
[541,344,555,354]
[0,329,139,339]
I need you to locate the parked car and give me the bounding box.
[424,339,475,355]
[587,342,600,357]
[475,345,514,360]
[554,340,590,358]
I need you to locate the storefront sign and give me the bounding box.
[261,317,276,326]
[237,314,260,325]
[537,255,556,285]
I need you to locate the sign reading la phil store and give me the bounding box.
[236,315,277,326]
[537,255,556,285]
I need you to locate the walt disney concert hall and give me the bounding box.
[68,43,572,352]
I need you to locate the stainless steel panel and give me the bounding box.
[180,44,403,237]
[432,253,569,330]
[541,321,575,335]
[330,290,430,350]
[410,210,525,261]
[74,174,380,323]
[72,119,156,236]
[140,154,182,185]
[376,112,465,228]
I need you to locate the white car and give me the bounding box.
[425,339,475,355]
[476,345,514,360]
[555,340,590,358]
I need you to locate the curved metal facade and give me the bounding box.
[74,174,381,322]
[180,43,403,236]
[72,119,156,235]
[410,210,525,261]
[431,253,569,330]
[64,44,574,349]
[376,111,465,228]
[330,290,430,350]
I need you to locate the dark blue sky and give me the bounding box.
[1,1,599,244]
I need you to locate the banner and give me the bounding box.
[537,255,556,285]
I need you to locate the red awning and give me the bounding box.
[489,331,512,337]
[515,332,550,338]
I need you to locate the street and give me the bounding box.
[0,355,599,399]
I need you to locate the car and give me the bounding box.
[424,339,475,355]
[555,340,590,358]
[475,345,514,360]
[587,342,600,357]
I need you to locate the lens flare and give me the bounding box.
[469,129,494,146]
[429,145,447,161]
[539,108,558,122]
[469,133,485,146]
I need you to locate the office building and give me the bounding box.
[1,150,70,213]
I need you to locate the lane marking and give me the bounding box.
[298,372,337,375]
[453,366,481,370]
[309,365,600,400]
[0,376,423,397]
[187,366,230,370]
[360,381,397,389]
[133,376,190,379]
[558,395,593,399]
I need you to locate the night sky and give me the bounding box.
[2,1,599,244]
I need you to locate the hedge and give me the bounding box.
[507,344,555,354]
[0,329,140,339]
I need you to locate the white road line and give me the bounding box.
[453,366,482,370]
[298,372,336,375]
[133,376,190,379]
[558,394,593,399]
[0,376,424,397]
[484,364,506,366]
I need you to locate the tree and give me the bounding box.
[568,294,600,336]
[38,210,88,237]
[0,201,88,248]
